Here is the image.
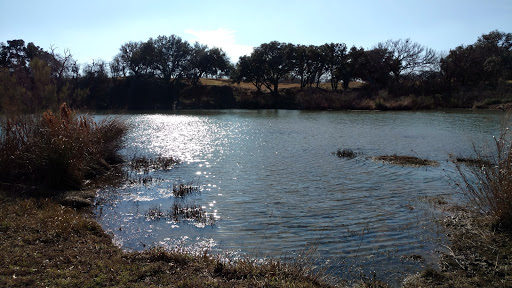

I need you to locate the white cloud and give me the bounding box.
[184,28,253,63]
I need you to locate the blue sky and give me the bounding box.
[1,0,511,64]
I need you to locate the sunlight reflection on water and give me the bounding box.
[95,109,504,286]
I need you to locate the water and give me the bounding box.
[94,109,505,285]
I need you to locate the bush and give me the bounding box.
[454,126,512,230]
[0,103,129,190]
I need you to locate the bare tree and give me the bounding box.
[376,38,439,82]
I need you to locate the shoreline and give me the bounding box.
[0,190,334,287]
[2,188,510,287]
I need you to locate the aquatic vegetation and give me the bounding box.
[144,205,166,220]
[127,175,164,186]
[336,148,357,158]
[130,155,180,174]
[172,183,199,197]
[170,203,215,225]
[453,127,512,230]
[0,103,129,190]
[373,155,438,166]
[453,156,492,167]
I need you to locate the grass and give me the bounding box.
[170,203,215,225]
[403,206,512,288]
[172,183,199,197]
[0,103,129,191]
[144,205,166,220]
[453,126,512,230]
[201,78,364,92]
[129,155,180,174]
[405,127,512,287]
[0,191,332,287]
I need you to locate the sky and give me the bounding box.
[1,0,511,64]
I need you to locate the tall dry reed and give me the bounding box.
[454,125,512,229]
[0,103,129,190]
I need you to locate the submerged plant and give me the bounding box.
[130,155,180,174]
[172,183,199,197]
[170,203,215,225]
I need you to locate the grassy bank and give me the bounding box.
[0,191,334,287]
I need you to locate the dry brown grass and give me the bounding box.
[403,206,512,288]
[454,125,512,230]
[0,103,129,190]
[0,191,335,287]
[200,78,364,91]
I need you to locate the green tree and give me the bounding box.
[187,43,231,84]
[340,46,366,90]
[360,47,394,91]
[114,41,155,78]
[319,43,348,91]
[30,57,58,110]
[441,30,512,89]
[233,54,264,92]
[152,35,191,84]
[290,44,326,88]
[252,41,295,96]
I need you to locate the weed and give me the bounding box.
[0,103,129,190]
[172,183,199,197]
[453,126,512,230]
[170,203,215,225]
[144,206,166,221]
[130,155,179,174]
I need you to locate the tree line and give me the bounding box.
[1,30,511,112]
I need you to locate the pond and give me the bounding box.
[94,109,505,285]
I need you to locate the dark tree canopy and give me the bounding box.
[441,30,512,87]
[2,30,512,112]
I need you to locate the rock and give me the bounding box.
[60,189,98,208]
[61,196,94,208]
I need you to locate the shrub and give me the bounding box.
[454,126,512,230]
[0,103,129,190]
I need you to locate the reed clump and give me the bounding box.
[172,183,199,197]
[144,205,166,221]
[454,127,512,230]
[170,203,215,225]
[336,148,356,158]
[130,155,179,174]
[0,103,129,190]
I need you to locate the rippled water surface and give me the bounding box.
[95,109,504,284]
